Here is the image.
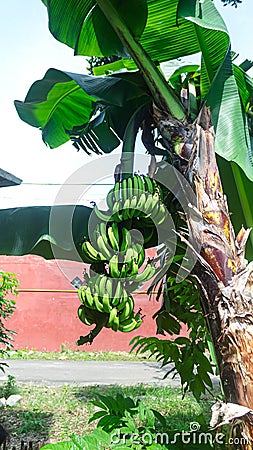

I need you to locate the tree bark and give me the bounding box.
[155,106,253,448]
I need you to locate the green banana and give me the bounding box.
[112,222,120,244]
[93,205,113,223]
[98,221,107,238]
[109,254,121,278]
[149,198,160,223]
[111,315,120,332]
[127,176,133,198]
[136,192,147,214]
[84,286,94,309]
[117,288,129,311]
[112,200,123,222]
[132,263,156,283]
[132,174,140,196]
[143,175,154,194]
[98,222,114,255]
[106,188,115,209]
[120,262,128,278]
[119,297,133,321]
[78,305,92,326]
[93,292,105,313]
[130,257,139,277]
[156,203,169,225]
[130,194,138,207]
[98,275,108,297]
[108,225,119,252]
[121,178,128,203]
[124,248,135,267]
[122,198,131,221]
[82,240,104,262]
[105,277,113,299]
[97,235,112,260]
[119,316,142,333]
[120,227,131,252]
[136,174,145,194]
[125,195,137,219]
[78,287,89,306]
[101,291,112,313]
[111,280,123,306]
[132,244,145,267]
[80,250,95,264]
[107,307,119,329]
[114,181,121,202]
[146,194,159,216]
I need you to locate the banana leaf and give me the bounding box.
[0,205,91,261]
[14,69,149,151]
[16,0,251,180]
[217,156,253,261]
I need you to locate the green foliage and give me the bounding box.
[87,56,122,75]
[131,277,216,401]
[16,0,253,178]
[89,393,166,432]
[15,69,149,153]
[0,375,20,398]
[40,393,169,449]
[0,205,92,261]
[38,390,222,449]
[0,271,19,372]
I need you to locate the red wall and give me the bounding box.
[0,253,174,352]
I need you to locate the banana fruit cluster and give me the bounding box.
[78,275,143,332]
[77,174,164,344]
[94,174,167,225]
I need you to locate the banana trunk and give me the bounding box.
[156,106,253,449]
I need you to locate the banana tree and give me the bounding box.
[12,0,253,446]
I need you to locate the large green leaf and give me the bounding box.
[15,0,251,179]
[42,0,229,104]
[0,205,91,261]
[14,69,149,149]
[42,0,148,57]
[43,0,228,67]
[217,156,253,260]
[205,50,253,181]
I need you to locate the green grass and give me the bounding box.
[0,382,218,448]
[3,347,155,361]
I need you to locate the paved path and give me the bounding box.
[0,360,183,387]
[0,360,220,387]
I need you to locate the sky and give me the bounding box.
[0,0,252,208]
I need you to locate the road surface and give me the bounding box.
[0,360,182,386]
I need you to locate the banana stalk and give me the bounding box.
[95,0,186,121]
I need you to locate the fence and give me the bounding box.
[0,442,43,450]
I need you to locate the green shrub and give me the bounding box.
[0,271,19,372]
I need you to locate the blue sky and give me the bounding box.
[0,0,252,207]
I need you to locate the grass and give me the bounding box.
[3,347,156,361]
[0,382,218,448]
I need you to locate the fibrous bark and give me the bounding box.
[155,106,253,448]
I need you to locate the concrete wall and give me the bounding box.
[1,253,170,352]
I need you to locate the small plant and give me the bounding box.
[0,271,19,372]
[0,375,20,399]
[40,393,169,449]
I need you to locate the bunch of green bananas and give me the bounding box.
[78,274,143,332]
[82,221,145,267]
[94,174,167,226]
[77,174,164,344]
[82,220,156,281]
